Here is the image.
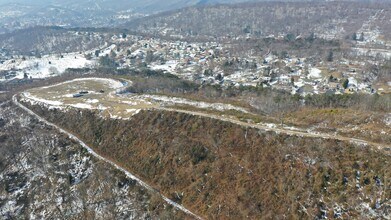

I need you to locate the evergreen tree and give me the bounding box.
[343,79,349,89]
[94,50,100,57]
[327,50,333,62]
[99,55,117,68]
[352,32,357,41]
[359,32,364,41]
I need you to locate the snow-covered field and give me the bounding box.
[23,92,63,106]
[351,47,391,59]
[21,78,126,110]
[99,44,116,57]
[0,53,94,81]
[40,77,124,90]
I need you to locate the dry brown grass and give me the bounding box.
[283,107,391,145]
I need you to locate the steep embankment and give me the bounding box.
[22,100,390,219]
[0,102,188,219]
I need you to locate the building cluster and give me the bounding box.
[106,35,381,95]
[0,33,386,95]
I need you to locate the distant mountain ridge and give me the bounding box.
[0,0,389,34]
[124,1,391,41]
[1,0,201,13]
[0,0,365,14]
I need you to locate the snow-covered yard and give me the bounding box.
[150,60,178,73]
[308,68,322,79]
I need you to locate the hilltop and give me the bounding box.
[126,1,391,42]
[9,77,390,219]
[0,1,390,218]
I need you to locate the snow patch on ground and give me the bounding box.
[352,47,391,59]
[68,153,93,185]
[22,92,63,106]
[263,123,277,129]
[69,103,93,109]
[126,109,141,114]
[150,60,178,73]
[97,105,108,111]
[384,114,391,127]
[348,77,358,87]
[99,44,116,57]
[63,94,75,98]
[308,68,322,79]
[86,99,99,104]
[138,94,249,113]
[120,100,140,105]
[41,77,124,90]
[283,125,305,131]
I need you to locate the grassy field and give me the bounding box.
[25,78,158,118]
[23,77,254,120]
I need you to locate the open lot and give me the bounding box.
[21,77,250,119]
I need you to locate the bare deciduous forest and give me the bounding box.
[127,2,391,41]
[22,99,390,219]
[1,0,390,219]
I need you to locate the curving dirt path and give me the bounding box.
[20,77,388,151]
[0,100,10,107]
[12,95,204,220]
[158,107,390,150]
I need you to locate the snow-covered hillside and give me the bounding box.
[0,53,94,81]
[0,103,187,219]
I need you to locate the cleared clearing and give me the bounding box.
[19,77,389,150]
[21,77,248,119]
